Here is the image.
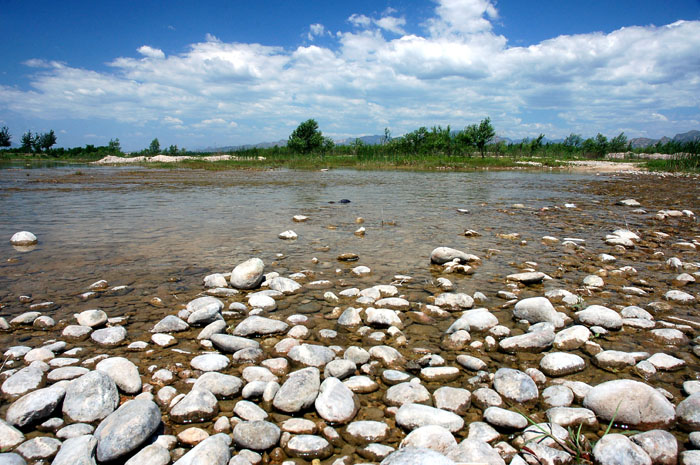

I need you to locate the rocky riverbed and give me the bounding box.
[0,170,699,465]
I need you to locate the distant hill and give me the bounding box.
[629,130,699,148]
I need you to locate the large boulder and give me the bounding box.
[513,297,564,328]
[62,371,119,423]
[583,380,675,429]
[94,399,161,462]
[230,258,265,290]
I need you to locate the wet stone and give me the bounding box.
[385,381,431,406]
[472,388,503,409]
[345,420,389,443]
[15,437,61,461]
[152,315,189,332]
[94,399,162,462]
[2,364,45,397]
[233,421,281,451]
[209,333,259,353]
[446,438,505,465]
[483,406,528,430]
[395,403,464,432]
[90,326,127,346]
[433,386,471,415]
[190,353,229,372]
[546,407,597,428]
[55,423,94,439]
[498,329,554,353]
[539,352,586,376]
[273,367,320,413]
[0,419,25,450]
[542,385,574,407]
[631,430,678,465]
[76,309,108,328]
[63,371,119,423]
[593,434,652,465]
[230,258,265,290]
[288,344,335,367]
[96,357,142,394]
[234,400,268,421]
[172,433,231,465]
[169,388,219,423]
[232,316,288,337]
[493,368,538,403]
[285,435,332,460]
[583,379,676,428]
[676,392,700,431]
[315,377,359,424]
[575,305,622,330]
[51,434,97,465]
[186,296,224,326]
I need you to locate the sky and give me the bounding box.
[1,0,699,151]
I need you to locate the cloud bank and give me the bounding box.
[1,0,699,148]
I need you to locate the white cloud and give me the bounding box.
[1,2,699,148]
[137,45,165,59]
[348,14,371,28]
[307,23,326,41]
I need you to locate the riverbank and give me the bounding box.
[0,168,698,464]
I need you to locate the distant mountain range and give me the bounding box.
[629,130,700,148]
[201,130,699,152]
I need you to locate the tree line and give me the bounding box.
[1,121,698,160]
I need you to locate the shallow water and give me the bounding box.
[1,165,699,461]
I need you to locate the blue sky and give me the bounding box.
[1,0,699,151]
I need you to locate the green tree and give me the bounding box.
[530,134,545,154]
[381,127,392,145]
[149,138,161,155]
[473,117,495,158]
[0,126,11,147]
[609,132,628,152]
[168,144,178,155]
[287,119,325,154]
[563,133,583,148]
[37,130,57,152]
[594,133,608,158]
[108,138,122,154]
[21,131,35,153]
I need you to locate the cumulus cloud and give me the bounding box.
[1,0,699,147]
[137,45,165,59]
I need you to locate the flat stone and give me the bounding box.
[400,425,457,455]
[2,364,45,397]
[233,400,268,421]
[383,447,456,465]
[63,371,119,422]
[96,357,142,394]
[273,367,320,413]
[190,353,229,372]
[169,388,219,423]
[90,326,127,346]
[433,386,471,415]
[0,419,25,450]
[677,392,700,431]
[430,247,479,264]
[593,434,652,465]
[6,386,65,428]
[172,433,231,465]
[553,325,591,350]
[193,372,243,397]
[94,399,161,462]
[186,297,224,326]
[345,420,389,443]
[499,329,554,353]
[385,382,431,407]
[232,316,288,337]
[513,297,564,328]
[576,305,622,330]
[546,407,598,428]
[76,309,108,328]
[493,368,538,402]
[583,379,676,428]
[209,333,259,352]
[51,434,97,465]
[152,315,189,332]
[15,436,61,461]
[435,293,474,310]
[47,366,90,382]
[539,352,586,376]
[542,385,574,407]
[631,430,678,465]
[395,403,464,432]
[647,353,686,371]
[446,438,505,465]
[55,423,94,439]
[288,344,335,367]
[483,406,528,430]
[233,420,280,451]
[285,435,332,460]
